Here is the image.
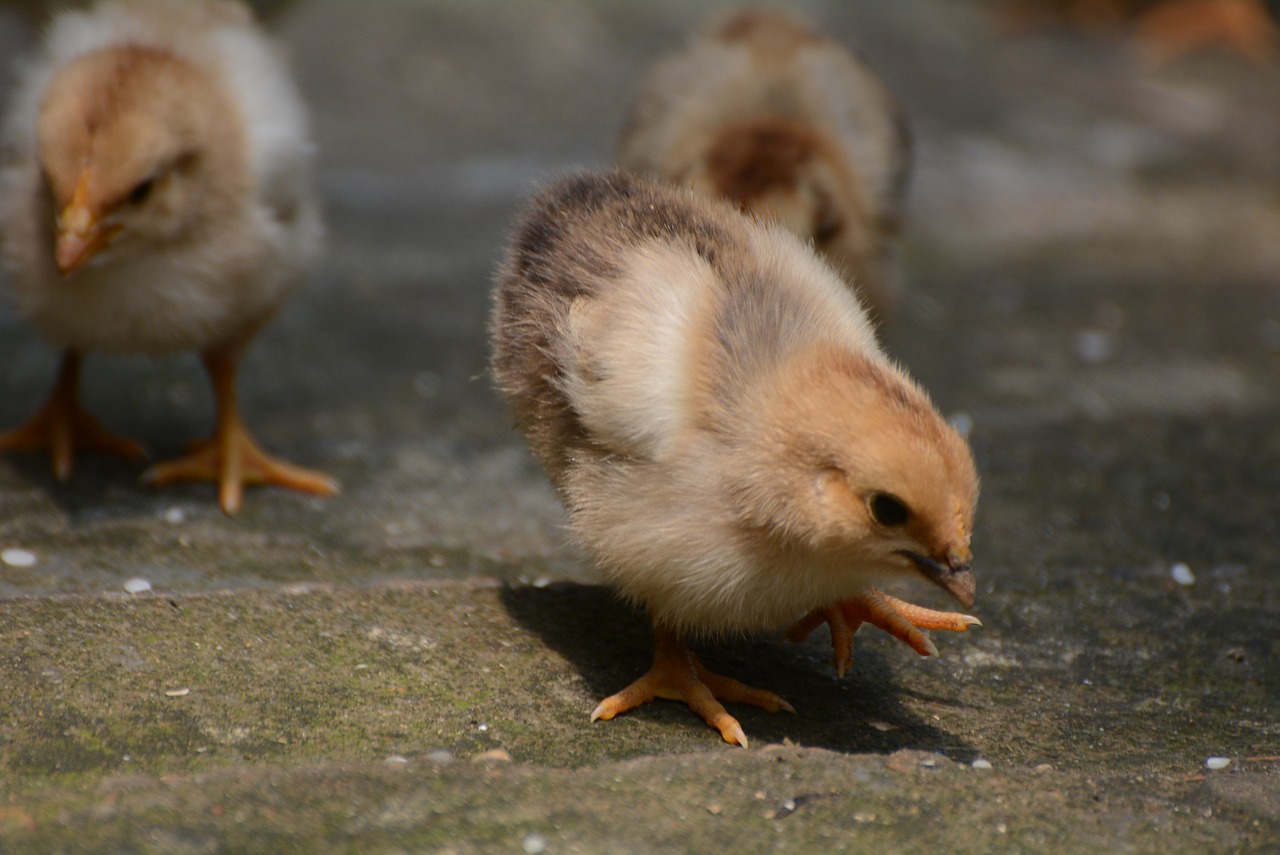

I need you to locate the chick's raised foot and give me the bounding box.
[787,587,981,679]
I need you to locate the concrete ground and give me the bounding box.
[0,1,1278,852]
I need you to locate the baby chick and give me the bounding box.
[491,172,978,746]
[617,8,911,321]
[0,0,335,514]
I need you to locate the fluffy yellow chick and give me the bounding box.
[0,0,336,514]
[491,173,979,747]
[618,8,911,321]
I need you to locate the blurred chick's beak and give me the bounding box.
[900,549,976,609]
[55,170,118,275]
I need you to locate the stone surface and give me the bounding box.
[1,1,1278,852]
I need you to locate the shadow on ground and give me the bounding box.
[500,583,978,758]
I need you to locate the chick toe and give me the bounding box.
[0,350,147,481]
[141,349,337,515]
[790,587,982,675]
[592,630,791,748]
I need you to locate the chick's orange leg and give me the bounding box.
[591,627,794,748]
[0,349,147,480]
[787,587,980,677]
[141,346,338,515]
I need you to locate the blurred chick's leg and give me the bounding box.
[0,349,147,480]
[788,587,980,676]
[142,344,338,515]
[591,625,794,748]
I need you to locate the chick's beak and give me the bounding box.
[55,170,119,275]
[899,550,976,609]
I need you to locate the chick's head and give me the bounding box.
[36,46,247,274]
[734,346,978,607]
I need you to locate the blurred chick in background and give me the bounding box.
[491,173,979,746]
[0,0,336,514]
[999,0,1278,64]
[618,8,911,323]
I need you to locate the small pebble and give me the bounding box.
[972,758,993,770]
[385,754,409,765]
[868,720,897,732]
[164,688,190,697]
[477,723,489,732]
[1,548,37,568]
[123,578,152,594]
[472,748,513,764]
[163,507,185,524]
[1206,756,1231,771]
[1171,563,1195,586]
[522,833,547,854]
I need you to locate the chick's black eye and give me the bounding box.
[868,492,910,527]
[127,178,155,205]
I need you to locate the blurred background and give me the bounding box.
[0,0,1278,603]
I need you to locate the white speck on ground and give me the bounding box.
[124,578,153,594]
[1171,563,1195,586]
[1,548,37,568]
[522,833,548,854]
[1206,756,1231,770]
[972,759,993,770]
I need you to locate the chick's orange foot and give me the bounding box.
[140,348,337,515]
[142,425,337,516]
[591,629,795,748]
[0,350,147,481]
[787,587,980,678]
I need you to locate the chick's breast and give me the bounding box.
[492,173,887,637]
